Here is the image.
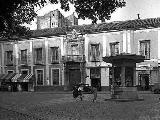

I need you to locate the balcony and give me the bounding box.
[6,60,13,66]
[20,59,28,66]
[62,55,85,63]
[34,59,44,65]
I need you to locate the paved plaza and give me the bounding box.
[0,91,160,120]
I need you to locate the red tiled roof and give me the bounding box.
[31,17,160,38]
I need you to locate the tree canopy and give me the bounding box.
[0,0,126,38]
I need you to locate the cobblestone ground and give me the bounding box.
[0,107,40,120]
[0,92,160,120]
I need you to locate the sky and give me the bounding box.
[27,0,160,30]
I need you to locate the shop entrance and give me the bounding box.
[69,69,81,88]
[139,74,150,90]
[91,78,101,91]
[90,67,101,91]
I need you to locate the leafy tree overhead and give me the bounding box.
[0,0,126,38]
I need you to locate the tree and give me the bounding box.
[0,0,126,38]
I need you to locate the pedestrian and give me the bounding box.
[73,85,79,98]
[92,86,97,102]
[78,83,83,101]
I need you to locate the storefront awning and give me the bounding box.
[14,74,34,83]
[17,74,27,82]
[23,74,34,82]
[0,74,6,82]
[5,73,16,82]
[0,74,8,81]
[11,74,22,82]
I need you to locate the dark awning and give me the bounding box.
[5,73,16,82]
[103,54,145,64]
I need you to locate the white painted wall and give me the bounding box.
[101,68,109,86]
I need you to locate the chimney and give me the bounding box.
[137,14,140,19]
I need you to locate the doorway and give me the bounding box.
[69,69,81,88]
[140,74,150,90]
[90,67,101,91]
[91,78,101,91]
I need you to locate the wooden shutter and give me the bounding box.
[48,47,51,64]
[52,69,59,85]
[88,43,92,61]
[42,47,45,64]
[57,47,60,63]
[34,48,37,64]
[99,43,103,61]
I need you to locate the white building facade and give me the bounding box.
[1,18,160,91]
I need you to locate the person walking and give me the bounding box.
[92,86,97,102]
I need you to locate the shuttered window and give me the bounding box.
[52,69,59,85]
[36,70,43,85]
[34,48,43,64]
[139,40,150,59]
[110,42,119,56]
[21,49,27,64]
[90,44,100,61]
[50,47,59,63]
[5,51,13,65]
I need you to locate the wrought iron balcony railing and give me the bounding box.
[62,55,85,62]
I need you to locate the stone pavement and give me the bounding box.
[0,91,157,120]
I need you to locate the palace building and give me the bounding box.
[0,17,160,91]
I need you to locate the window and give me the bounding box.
[50,47,59,63]
[139,40,150,59]
[21,70,28,74]
[90,44,100,61]
[52,69,59,85]
[110,42,119,56]
[36,70,43,85]
[7,70,14,74]
[71,44,79,55]
[5,51,13,65]
[21,49,27,64]
[35,48,43,64]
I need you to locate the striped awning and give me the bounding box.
[23,74,33,82]
[11,74,22,82]
[17,74,27,82]
[0,74,5,82]
[5,73,16,82]
[0,74,8,81]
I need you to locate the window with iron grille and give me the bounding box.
[52,69,59,85]
[36,70,43,85]
[139,40,150,59]
[110,42,119,56]
[35,48,43,64]
[90,44,100,61]
[50,47,59,63]
[5,51,13,65]
[21,49,27,64]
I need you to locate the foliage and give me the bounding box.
[0,0,126,39]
